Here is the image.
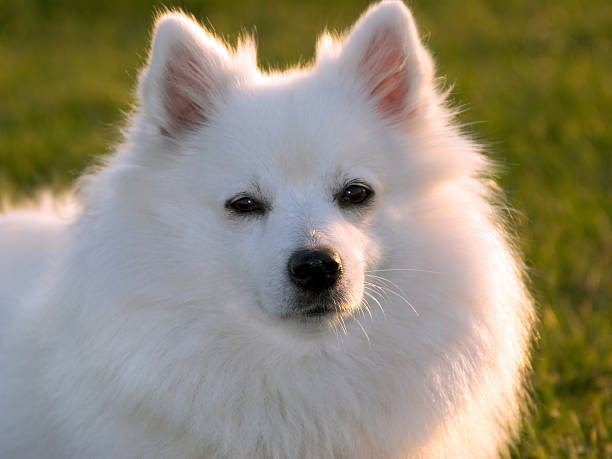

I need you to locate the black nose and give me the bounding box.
[288,248,342,293]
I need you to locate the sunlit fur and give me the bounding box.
[0,2,534,457]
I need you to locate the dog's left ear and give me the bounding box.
[328,1,434,124]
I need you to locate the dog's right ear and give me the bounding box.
[138,13,233,138]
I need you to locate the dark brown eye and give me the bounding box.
[228,196,264,214]
[338,184,373,206]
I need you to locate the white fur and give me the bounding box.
[0,2,534,457]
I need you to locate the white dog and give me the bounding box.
[0,1,535,457]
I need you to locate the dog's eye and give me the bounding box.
[228,196,265,214]
[338,184,373,207]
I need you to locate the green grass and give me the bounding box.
[1,0,610,456]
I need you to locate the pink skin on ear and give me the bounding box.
[358,28,411,122]
[161,46,210,137]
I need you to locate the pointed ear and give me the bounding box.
[138,13,233,138]
[333,1,434,124]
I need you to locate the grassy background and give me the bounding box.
[1,0,610,456]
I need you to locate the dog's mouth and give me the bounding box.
[304,305,332,316]
[284,290,349,322]
[300,304,338,319]
[262,282,360,323]
[280,304,339,321]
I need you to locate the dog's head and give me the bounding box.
[124,1,456,328]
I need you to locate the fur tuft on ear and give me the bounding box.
[333,1,434,124]
[138,12,234,137]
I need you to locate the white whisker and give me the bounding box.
[382,288,419,316]
[364,290,386,316]
[360,298,373,320]
[354,317,371,346]
[366,274,404,293]
[329,319,340,343]
[336,310,348,335]
[365,274,419,316]
[364,282,390,300]
[366,268,440,274]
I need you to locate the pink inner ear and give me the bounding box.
[358,29,410,121]
[162,46,209,135]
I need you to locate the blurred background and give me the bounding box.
[1,0,610,456]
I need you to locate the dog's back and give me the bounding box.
[0,210,70,337]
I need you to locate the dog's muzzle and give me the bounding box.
[287,247,343,316]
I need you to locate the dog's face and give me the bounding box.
[130,2,442,327]
[186,86,390,322]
